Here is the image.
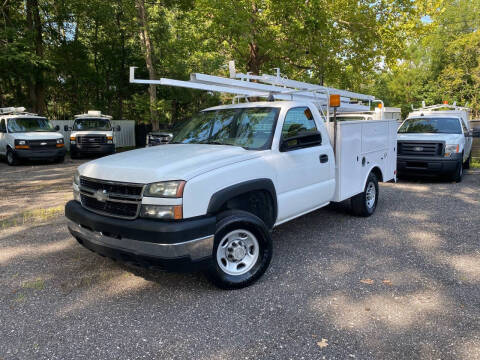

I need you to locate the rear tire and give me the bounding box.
[6,148,18,166]
[351,172,379,217]
[205,210,272,289]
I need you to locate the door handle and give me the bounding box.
[319,154,328,163]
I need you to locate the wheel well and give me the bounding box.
[217,190,276,229]
[370,167,383,182]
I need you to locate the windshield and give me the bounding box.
[171,107,279,150]
[73,118,112,131]
[7,117,54,133]
[398,117,462,134]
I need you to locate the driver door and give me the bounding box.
[0,119,6,155]
[274,106,335,223]
[462,120,472,161]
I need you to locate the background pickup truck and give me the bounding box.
[65,101,397,289]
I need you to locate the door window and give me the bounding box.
[281,107,318,139]
[0,119,6,133]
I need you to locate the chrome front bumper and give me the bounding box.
[67,220,214,261]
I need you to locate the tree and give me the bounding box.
[135,0,159,130]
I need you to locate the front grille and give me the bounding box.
[29,139,57,149]
[80,177,143,196]
[398,141,443,156]
[148,135,172,145]
[80,194,139,219]
[79,177,143,219]
[77,135,106,145]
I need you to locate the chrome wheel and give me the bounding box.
[366,181,376,209]
[216,229,259,276]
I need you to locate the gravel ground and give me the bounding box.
[1,158,479,360]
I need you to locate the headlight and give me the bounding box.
[14,139,29,149]
[140,205,183,219]
[56,138,64,144]
[445,144,459,157]
[144,181,185,198]
[73,170,80,185]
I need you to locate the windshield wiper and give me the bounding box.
[202,141,235,146]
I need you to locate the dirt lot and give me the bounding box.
[1,158,479,360]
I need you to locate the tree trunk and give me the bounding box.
[32,0,45,115]
[247,42,261,75]
[25,0,45,115]
[25,0,36,110]
[135,0,159,131]
[246,2,262,75]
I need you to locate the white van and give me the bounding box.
[0,107,65,165]
[66,111,120,158]
[397,103,477,182]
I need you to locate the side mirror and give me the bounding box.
[471,129,480,138]
[54,125,60,131]
[280,131,322,152]
[115,125,121,131]
[64,125,71,131]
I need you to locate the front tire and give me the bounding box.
[205,210,272,289]
[451,161,463,183]
[463,153,471,170]
[351,172,379,217]
[6,148,18,166]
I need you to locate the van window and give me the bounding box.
[0,119,6,132]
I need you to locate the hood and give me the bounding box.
[10,132,63,140]
[78,144,263,184]
[70,130,113,136]
[397,133,463,143]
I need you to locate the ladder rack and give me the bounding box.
[129,62,378,114]
[0,107,38,116]
[412,102,470,112]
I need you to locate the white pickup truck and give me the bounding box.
[66,99,397,288]
[397,103,477,182]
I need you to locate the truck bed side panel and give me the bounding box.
[328,119,397,202]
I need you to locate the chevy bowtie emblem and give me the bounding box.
[40,142,47,146]
[94,189,109,202]
[413,146,423,151]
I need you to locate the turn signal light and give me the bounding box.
[56,143,64,148]
[107,136,113,140]
[15,145,29,149]
[173,205,183,220]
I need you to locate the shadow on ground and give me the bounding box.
[0,170,479,359]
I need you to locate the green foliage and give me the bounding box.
[375,0,480,117]
[0,0,478,124]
